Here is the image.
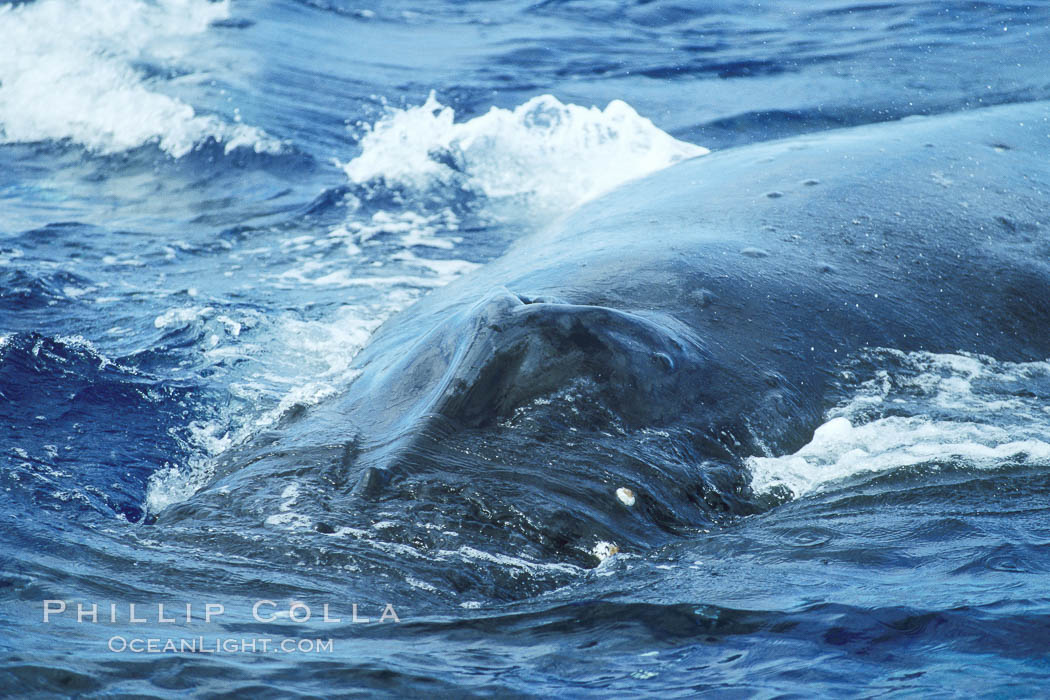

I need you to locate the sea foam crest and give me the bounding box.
[0,0,280,157]
[342,92,708,213]
[749,350,1050,498]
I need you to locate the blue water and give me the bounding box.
[3,0,1050,695]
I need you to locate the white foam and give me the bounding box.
[145,307,376,513]
[264,511,312,529]
[0,0,281,156]
[749,351,1050,498]
[390,251,481,280]
[342,92,707,214]
[443,545,583,576]
[54,334,129,372]
[592,541,621,562]
[273,208,474,292]
[154,306,214,329]
[344,210,462,249]
[145,420,232,513]
[405,576,439,593]
[0,248,24,265]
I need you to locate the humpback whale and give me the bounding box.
[161,101,1050,568]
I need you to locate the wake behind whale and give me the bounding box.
[159,101,1050,589]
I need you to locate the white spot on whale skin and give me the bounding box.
[616,487,636,506]
[740,247,771,258]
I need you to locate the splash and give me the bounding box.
[144,307,379,514]
[749,350,1050,498]
[342,92,707,214]
[0,0,281,157]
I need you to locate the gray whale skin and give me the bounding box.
[164,101,1050,567]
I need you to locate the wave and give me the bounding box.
[748,349,1050,498]
[0,332,199,522]
[0,0,281,157]
[342,92,707,216]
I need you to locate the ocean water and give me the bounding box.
[2,0,1050,695]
